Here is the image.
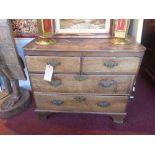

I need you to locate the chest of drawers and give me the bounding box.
[24,38,145,123]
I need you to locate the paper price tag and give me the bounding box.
[44,64,53,82]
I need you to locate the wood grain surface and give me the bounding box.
[30,74,135,94]
[23,37,145,123]
[24,38,146,52]
[83,57,140,73]
[26,56,80,73]
[34,92,128,113]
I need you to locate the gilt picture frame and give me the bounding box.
[52,19,113,38]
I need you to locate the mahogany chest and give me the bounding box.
[24,38,145,123]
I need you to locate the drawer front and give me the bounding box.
[83,57,141,73]
[30,74,134,95]
[34,92,128,113]
[25,56,80,73]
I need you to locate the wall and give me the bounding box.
[15,38,34,90]
[129,19,144,43]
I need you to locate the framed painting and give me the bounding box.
[52,19,113,38]
[11,19,38,37]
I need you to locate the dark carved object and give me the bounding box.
[0,19,31,118]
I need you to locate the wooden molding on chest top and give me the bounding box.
[24,38,145,57]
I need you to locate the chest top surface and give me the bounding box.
[24,38,145,52]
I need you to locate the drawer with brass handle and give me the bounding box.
[103,61,118,68]
[99,80,115,88]
[97,101,110,108]
[83,57,141,73]
[34,92,128,113]
[74,96,86,102]
[74,75,88,81]
[51,99,64,106]
[30,74,134,95]
[47,60,61,67]
[49,79,62,87]
[25,56,80,73]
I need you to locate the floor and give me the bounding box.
[0,73,155,135]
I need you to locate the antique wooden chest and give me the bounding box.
[24,38,145,123]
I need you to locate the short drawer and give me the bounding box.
[34,92,128,113]
[83,57,141,73]
[30,74,135,95]
[25,56,80,73]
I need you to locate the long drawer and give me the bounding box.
[34,92,128,113]
[30,74,135,95]
[25,56,80,73]
[83,57,141,73]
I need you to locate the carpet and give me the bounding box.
[0,74,155,135]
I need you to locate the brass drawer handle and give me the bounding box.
[49,79,62,87]
[74,96,86,102]
[97,101,110,108]
[74,75,88,81]
[48,60,61,67]
[51,99,64,106]
[103,61,118,68]
[99,80,114,88]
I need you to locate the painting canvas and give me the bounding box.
[55,19,111,34]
